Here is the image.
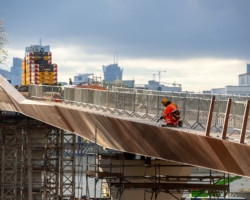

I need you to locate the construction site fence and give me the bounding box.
[28,85,250,133]
[112,86,250,102]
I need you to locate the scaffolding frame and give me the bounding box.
[86,147,230,200]
[0,125,18,200]
[44,128,60,199]
[60,131,76,199]
[0,111,77,200]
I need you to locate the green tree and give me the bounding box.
[0,19,8,65]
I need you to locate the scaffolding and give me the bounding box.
[86,147,230,200]
[0,119,18,200]
[60,131,76,199]
[0,111,77,200]
[44,128,60,199]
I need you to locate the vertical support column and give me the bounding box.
[0,128,5,200]
[240,100,250,144]
[44,128,60,200]
[0,127,18,200]
[222,99,232,140]
[20,128,25,200]
[26,132,32,200]
[94,125,97,200]
[206,97,215,136]
[60,131,76,199]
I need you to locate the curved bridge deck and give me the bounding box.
[1,75,250,178]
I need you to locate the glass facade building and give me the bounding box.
[102,64,123,81]
[11,58,22,86]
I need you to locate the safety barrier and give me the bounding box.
[112,87,250,101]
[28,85,250,138]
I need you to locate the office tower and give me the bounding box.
[103,64,123,81]
[10,58,22,86]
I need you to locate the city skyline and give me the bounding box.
[1,0,250,92]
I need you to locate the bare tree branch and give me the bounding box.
[0,19,8,65]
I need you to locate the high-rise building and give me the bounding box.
[102,64,123,81]
[22,45,58,85]
[10,58,22,86]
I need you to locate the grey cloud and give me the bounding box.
[1,0,250,60]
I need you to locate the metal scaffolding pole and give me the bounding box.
[0,126,18,200]
[44,128,60,200]
[60,131,76,199]
[20,127,25,200]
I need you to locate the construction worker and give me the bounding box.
[157,98,182,127]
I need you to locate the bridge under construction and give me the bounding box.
[0,75,250,200]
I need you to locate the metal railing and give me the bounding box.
[28,85,250,142]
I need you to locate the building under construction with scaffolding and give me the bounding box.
[1,75,250,199]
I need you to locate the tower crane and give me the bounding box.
[146,70,166,84]
[158,70,166,84]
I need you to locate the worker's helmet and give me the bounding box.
[161,98,168,106]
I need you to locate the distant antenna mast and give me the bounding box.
[114,52,118,64]
[117,51,118,65]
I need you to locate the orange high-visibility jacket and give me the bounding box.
[162,102,178,124]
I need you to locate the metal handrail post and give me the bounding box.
[133,92,136,113]
[183,97,187,121]
[87,89,89,104]
[146,94,149,115]
[197,99,200,123]
[80,88,83,103]
[182,97,191,127]
[107,90,109,108]
[115,92,118,110]
[156,95,159,116]
[123,93,126,112]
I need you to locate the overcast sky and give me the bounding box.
[1,0,250,92]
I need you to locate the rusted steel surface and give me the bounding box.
[205,96,215,137]
[1,75,250,178]
[222,99,232,140]
[240,100,250,144]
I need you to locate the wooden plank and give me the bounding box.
[240,100,250,144]
[222,99,232,140]
[205,96,215,136]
